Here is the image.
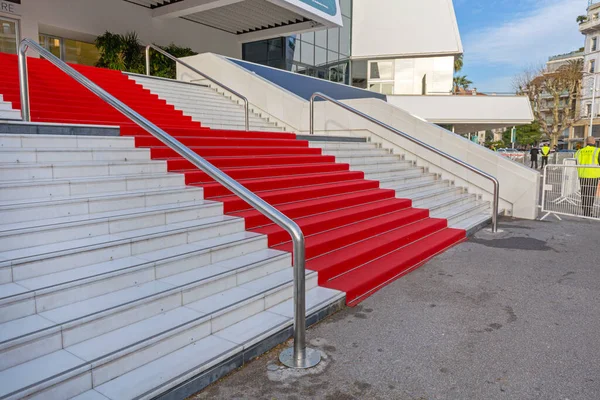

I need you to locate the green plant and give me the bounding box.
[148,43,198,79]
[95,31,144,73]
[577,15,588,24]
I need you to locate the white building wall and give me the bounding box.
[392,56,454,95]
[1,0,241,58]
[351,0,463,59]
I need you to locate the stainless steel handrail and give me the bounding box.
[144,44,249,131]
[17,38,319,369]
[309,92,500,232]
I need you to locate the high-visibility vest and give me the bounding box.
[575,146,600,178]
[541,146,550,156]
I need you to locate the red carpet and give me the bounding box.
[0,53,466,305]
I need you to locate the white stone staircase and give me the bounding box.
[0,96,20,121]
[0,131,342,400]
[128,74,283,132]
[307,140,495,233]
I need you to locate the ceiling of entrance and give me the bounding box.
[126,0,313,35]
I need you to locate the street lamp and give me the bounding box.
[589,73,597,135]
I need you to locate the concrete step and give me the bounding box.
[392,180,452,197]
[0,245,286,369]
[0,173,185,201]
[0,186,204,224]
[93,286,341,400]
[0,147,150,163]
[0,159,167,181]
[0,134,134,149]
[309,142,379,150]
[0,268,324,399]
[335,155,405,165]
[0,200,223,251]
[318,148,392,157]
[0,214,247,285]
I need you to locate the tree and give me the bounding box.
[514,60,582,147]
[453,75,473,94]
[95,31,144,74]
[577,15,588,24]
[454,54,464,73]
[502,121,543,147]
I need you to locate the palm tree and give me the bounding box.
[453,75,473,94]
[454,55,464,73]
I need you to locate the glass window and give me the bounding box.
[267,38,283,60]
[327,28,339,53]
[340,0,352,17]
[340,15,351,55]
[243,40,268,63]
[351,60,368,89]
[315,29,327,48]
[39,34,62,59]
[370,60,394,80]
[368,83,394,95]
[315,46,327,66]
[301,41,314,65]
[590,59,596,73]
[0,17,18,55]
[64,38,100,65]
[301,31,314,44]
[593,37,598,52]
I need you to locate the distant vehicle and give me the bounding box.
[497,148,525,158]
[558,149,576,153]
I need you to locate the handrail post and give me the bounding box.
[145,46,150,76]
[309,92,500,233]
[18,42,31,121]
[16,38,319,370]
[144,44,250,131]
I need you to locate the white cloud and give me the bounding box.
[464,0,586,68]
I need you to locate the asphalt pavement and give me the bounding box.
[191,217,600,400]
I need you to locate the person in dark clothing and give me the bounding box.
[530,146,539,169]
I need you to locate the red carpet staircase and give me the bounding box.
[0,53,466,305]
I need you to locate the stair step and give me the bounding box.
[0,186,203,224]
[0,159,167,181]
[92,286,340,400]
[0,147,150,163]
[325,228,466,304]
[0,200,222,251]
[0,246,285,369]
[0,215,246,284]
[0,173,185,201]
[0,134,134,150]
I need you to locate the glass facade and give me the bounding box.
[39,34,100,66]
[242,0,352,84]
[0,16,19,55]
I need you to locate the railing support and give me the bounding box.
[145,44,250,131]
[17,38,318,369]
[309,92,500,233]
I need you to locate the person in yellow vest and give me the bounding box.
[540,144,551,169]
[575,136,600,217]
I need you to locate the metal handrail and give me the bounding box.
[17,38,317,369]
[309,92,500,232]
[144,44,249,131]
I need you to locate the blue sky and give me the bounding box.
[454,0,588,93]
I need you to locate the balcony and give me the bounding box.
[579,17,600,33]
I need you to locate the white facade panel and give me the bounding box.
[351,0,463,59]
[2,0,241,58]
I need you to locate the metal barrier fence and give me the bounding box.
[541,161,600,221]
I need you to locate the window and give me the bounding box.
[590,59,596,73]
[39,34,100,66]
[0,16,19,55]
[587,103,592,116]
[593,37,598,52]
[368,60,395,94]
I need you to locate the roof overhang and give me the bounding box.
[127,0,341,37]
[387,94,534,134]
